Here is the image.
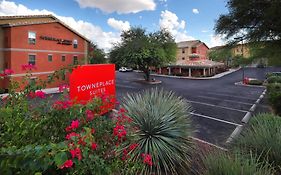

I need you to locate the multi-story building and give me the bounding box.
[0,15,90,92]
[158,40,225,77]
[177,40,209,61]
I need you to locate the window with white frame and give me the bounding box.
[73,39,78,48]
[28,31,36,45]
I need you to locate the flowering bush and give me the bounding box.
[0,65,150,174]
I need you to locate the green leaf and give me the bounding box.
[54,151,68,167]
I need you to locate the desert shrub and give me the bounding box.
[248,79,263,85]
[234,113,281,169]
[121,88,194,175]
[267,83,281,115]
[202,151,275,175]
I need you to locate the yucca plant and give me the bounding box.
[202,151,275,175]
[121,88,194,175]
[234,113,281,169]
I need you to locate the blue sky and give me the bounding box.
[0,0,228,51]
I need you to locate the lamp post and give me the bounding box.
[234,37,245,83]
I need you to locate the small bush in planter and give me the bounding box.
[121,88,194,175]
[202,151,275,175]
[234,113,281,169]
[248,79,263,86]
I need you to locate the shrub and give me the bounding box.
[267,83,281,115]
[202,151,275,175]
[248,79,263,86]
[234,113,281,169]
[267,76,281,84]
[121,88,194,175]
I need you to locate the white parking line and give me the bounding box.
[190,136,228,151]
[116,84,137,89]
[190,112,242,127]
[197,95,254,106]
[187,100,248,113]
[200,92,259,101]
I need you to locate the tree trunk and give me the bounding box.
[144,68,150,82]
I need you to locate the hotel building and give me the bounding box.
[0,15,90,91]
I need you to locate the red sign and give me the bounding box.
[70,64,116,113]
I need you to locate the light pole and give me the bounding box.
[234,37,245,83]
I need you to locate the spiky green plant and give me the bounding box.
[234,113,281,169]
[121,88,194,175]
[202,151,275,175]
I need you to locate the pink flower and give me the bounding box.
[70,147,82,160]
[85,110,94,121]
[58,84,69,92]
[141,153,153,166]
[91,128,95,134]
[35,90,46,99]
[3,69,14,75]
[122,148,129,161]
[65,132,80,140]
[113,124,127,140]
[70,120,79,129]
[91,142,98,150]
[60,159,73,169]
[129,143,139,151]
[28,92,36,99]
[21,64,36,71]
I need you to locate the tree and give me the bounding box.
[215,0,281,65]
[88,43,107,64]
[109,27,177,81]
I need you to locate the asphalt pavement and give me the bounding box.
[116,67,281,148]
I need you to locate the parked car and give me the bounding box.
[118,67,133,72]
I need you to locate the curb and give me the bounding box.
[0,87,64,99]
[150,68,240,80]
[225,88,267,144]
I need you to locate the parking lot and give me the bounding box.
[116,67,280,148]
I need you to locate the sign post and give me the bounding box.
[70,64,116,114]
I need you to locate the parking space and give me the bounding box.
[116,68,277,148]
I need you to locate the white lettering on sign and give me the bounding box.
[77,79,114,92]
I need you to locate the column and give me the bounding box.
[203,68,206,76]
[168,67,171,75]
[159,68,162,74]
[208,68,211,76]
[189,68,191,77]
[179,68,182,74]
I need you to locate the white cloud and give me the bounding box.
[209,34,225,47]
[201,30,209,33]
[0,0,122,52]
[159,10,195,42]
[75,0,156,14]
[107,18,130,31]
[192,8,199,14]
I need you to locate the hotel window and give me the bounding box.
[73,39,78,48]
[73,56,78,65]
[28,31,36,45]
[182,57,185,60]
[61,55,66,62]
[48,55,53,62]
[182,48,185,53]
[28,55,36,65]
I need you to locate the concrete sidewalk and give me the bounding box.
[150,68,240,80]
